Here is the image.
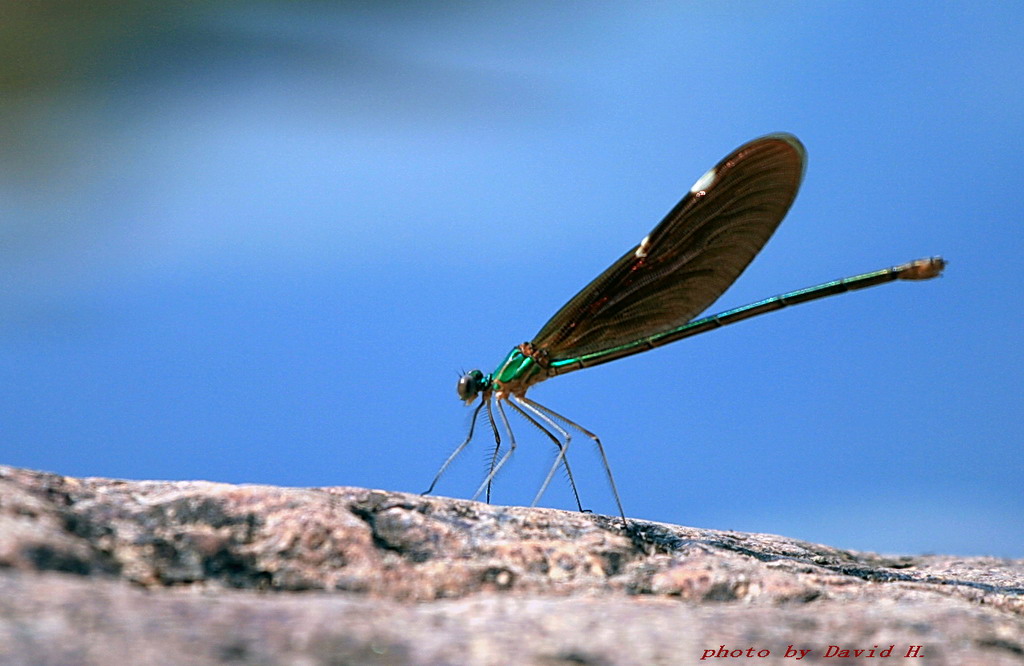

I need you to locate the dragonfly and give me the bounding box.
[423,133,944,527]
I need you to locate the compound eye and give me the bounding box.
[456,370,484,401]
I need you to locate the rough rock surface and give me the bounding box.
[0,465,1021,665]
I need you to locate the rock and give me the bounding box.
[0,465,1021,665]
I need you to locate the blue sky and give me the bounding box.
[2,3,1021,557]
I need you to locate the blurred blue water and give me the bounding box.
[2,2,1021,557]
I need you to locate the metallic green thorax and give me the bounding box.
[490,346,548,395]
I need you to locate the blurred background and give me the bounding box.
[2,2,1021,557]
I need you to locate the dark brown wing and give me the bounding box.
[532,133,806,360]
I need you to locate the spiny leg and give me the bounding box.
[509,396,584,513]
[520,395,627,528]
[423,399,486,495]
[484,399,502,503]
[472,400,516,502]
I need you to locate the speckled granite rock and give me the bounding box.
[1,465,1021,665]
